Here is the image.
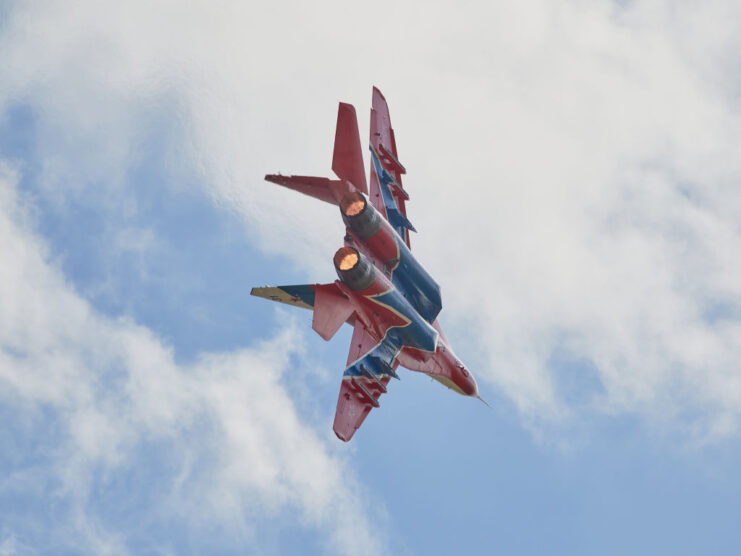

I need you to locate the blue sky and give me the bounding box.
[1,1,741,555]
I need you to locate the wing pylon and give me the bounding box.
[333,320,400,441]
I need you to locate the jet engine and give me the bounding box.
[340,192,382,239]
[333,246,375,291]
[339,192,442,323]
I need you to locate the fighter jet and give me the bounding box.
[252,87,482,441]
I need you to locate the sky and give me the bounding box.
[1,1,741,554]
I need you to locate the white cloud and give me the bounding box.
[409,1,741,439]
[0,532,23,556]
[0,164,383,554]
[1,0,741,445]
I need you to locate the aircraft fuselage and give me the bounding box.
[253,87,483,441]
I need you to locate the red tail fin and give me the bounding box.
[265,102,366,205]
[312,283,354,341]
[332,103,368,194]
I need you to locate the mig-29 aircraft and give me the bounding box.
[252,87,482,441]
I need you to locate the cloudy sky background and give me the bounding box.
[1,1,740,554]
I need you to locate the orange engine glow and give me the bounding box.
[334,247,359,270]
[345,199,365,216]
[338,252,358,270]
[340,192,366,217]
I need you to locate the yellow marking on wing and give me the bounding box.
[250,287,313,310]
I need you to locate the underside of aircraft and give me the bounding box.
[252,88,481,441]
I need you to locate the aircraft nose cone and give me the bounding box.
[459,368,479,397]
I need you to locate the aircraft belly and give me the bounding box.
[390,241,442,324]
[364,290,438,356]
[257,87,483,442]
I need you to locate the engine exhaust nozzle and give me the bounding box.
[340,192,381,239]
[333,246,375,291]
[340,191,367,217]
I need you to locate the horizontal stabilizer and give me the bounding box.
[264,174,341,206]
[312,283,355,341]
[332,103,368,194]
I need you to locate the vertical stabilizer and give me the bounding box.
[312,283,355,341]
[265,102,367,205]
[332,103,368,194]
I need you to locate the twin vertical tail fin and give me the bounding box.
[311,283,354,341]
[332,103,368,194]
[264,103,367,205]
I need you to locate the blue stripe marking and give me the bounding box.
[343,288,438,378]
[369,147,442,323]
[370,147,412,239]
[278,285,316,307]
[389,236,442,323]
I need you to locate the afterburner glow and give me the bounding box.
[334,247,358,270]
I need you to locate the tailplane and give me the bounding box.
[264,102,367,205]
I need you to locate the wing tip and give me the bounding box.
[251,285,315,310]
[334,428,353,442]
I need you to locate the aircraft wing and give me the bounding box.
[250,285,317,310]
[368,87,414,248]
[251,282,354,341]
[333,319,400,441]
